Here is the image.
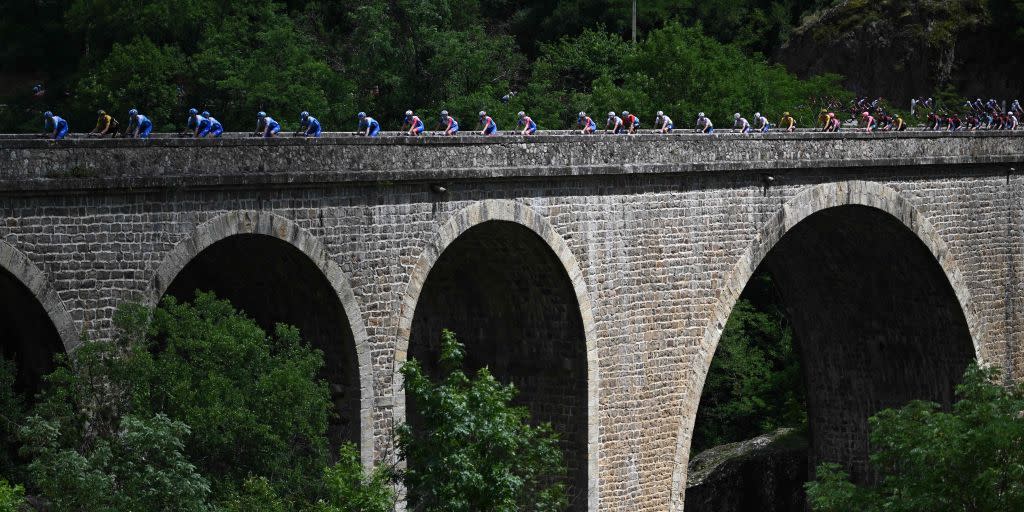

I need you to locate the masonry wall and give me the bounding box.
[1,133,1022,511]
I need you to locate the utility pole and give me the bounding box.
[632,0,637,43]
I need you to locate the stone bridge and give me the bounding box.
[1,131,1023,511]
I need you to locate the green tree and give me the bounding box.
[0,479,24,512]
[313,443,396,512]
[692,272,805,453]
[141,292,333,503]
[398,329,568,512]
[806,363,1024,512]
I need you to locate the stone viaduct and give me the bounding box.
[1,131,1023,511]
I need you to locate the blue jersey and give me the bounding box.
[304,116,322,137]
[46,116,69,140]
[135,115,154,138]
[444,117,459,133]
[481,116,497,135]
[261,116,281,136]
[360,117,381,137]
[406,115,424,133]
[206,117,223,137]
[519,116,537,133]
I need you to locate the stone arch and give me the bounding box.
[395,199,599,510]
[150,210,375,466]
[0,240,79,353]
[670,180,983,509]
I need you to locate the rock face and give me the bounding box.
[685,429,808,512]
[776,0,1022,104]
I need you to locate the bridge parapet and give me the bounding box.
[2,131,1022,191]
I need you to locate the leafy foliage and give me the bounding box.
[692,272,806,453]
[806,363,1024,512]
[398,329,568,512]
[0,292,396,511]
[0,479,24,512]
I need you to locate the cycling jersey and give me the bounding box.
[360,117,381,137]
[608,116,624,133]
[735,118,751,133]
[207,117,223,137]
[697,117,714,133]
[46,116,69,140]
[406,115,424,134]
[259,116,281,137]
[195,115,212,137]
[93,114,118,133]
[519,116,537,134]
[135,115,154,138]
[481,116,498,135]
[580,116,597,133]
[443,116,460,134]
[304,116,322,137]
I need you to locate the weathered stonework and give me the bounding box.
[1,132,1022,511]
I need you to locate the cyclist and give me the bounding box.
[90,110,119,137]
[655,111,673,133]
[439,110,459,136]
[187,108,212,137]
[479,111,498,136]
[127,109,154,139]
[754,112,770,132]
[606,111,624,134]
[402,110,425,136]
[202,111,223,137]
[778,112,796,132]
[733,113,751,133]
[578,112,597,134]
[518,111,537,135]
[947,114,962,132]
[861,111,876,133]
[299,111,322,137]
[622,111,640,134]
[256,111,281,137]
[42,111,69,140]
[817,108,830,129]
[696,112,714,133]
[357,112,381,137]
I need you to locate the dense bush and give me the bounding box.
[806,363,1024,512]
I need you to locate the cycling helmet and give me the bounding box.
[201,111,210,118]
[300,111,309,118]
[861,111,869,117]
[97,109,106,116]
[607,111,615,117]
[479,111,487,117]
[257,111,266,118]
[440,110,449,117]
[656,111,664,117]
[698,112,705,117]
[734,113,741,119]
[622,110,629,116]
[129,109,138,116]
[189,108,198,115]
[43,111,53,118]
[578,111,586,118]
[405,110,413,116]
[783,112,790,117]
[357,112,366,119]
[755,112,761,118]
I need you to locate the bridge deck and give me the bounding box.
[1,130,1022,192]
